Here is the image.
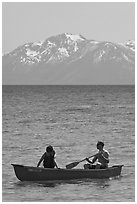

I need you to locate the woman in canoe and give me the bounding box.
[37,145,59,169]
[84,141,109,169]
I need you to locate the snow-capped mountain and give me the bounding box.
[124,40,135,51]
[2,33,135,85]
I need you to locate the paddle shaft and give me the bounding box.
[78,154,96,163]
[66,154,96,169]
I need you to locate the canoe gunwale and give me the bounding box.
[11,164,124,170]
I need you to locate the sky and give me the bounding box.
[2,2,135,53]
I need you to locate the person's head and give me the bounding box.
[96,141,104,150]
[46,145,54,155]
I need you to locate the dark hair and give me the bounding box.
[46,145,54,152]
[97,141,104,147]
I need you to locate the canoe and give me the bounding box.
[11,164,123,181]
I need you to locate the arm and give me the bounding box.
[53,151,59,169]
[101,152,109,163]
[91,155,98,164]
[86,155,98,164]
[53,155,59,169]
[98,151,109,163]
[54,160,59,169]
[37,153,45,167]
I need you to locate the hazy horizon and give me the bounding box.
[2,2,135,54]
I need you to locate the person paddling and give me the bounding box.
[84,141,109,169]
[37,145,59,169]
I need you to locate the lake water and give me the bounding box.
[2,85,135,201]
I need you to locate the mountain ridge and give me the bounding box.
[2,33,135,85]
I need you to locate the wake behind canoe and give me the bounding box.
[11,164,123,181]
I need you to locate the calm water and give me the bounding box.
[2,85,135,201]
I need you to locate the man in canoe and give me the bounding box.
[37,145,59,169]
[84,141,109,169]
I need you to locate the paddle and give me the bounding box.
[66,154,96,169]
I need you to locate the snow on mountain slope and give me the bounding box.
[2,33,135,85]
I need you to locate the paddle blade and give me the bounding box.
[66,161,80,169]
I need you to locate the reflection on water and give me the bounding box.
[13,176,122,189]
[14,181,58,188]
[91,179,110,188]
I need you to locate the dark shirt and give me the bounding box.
[43,152,55,168]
